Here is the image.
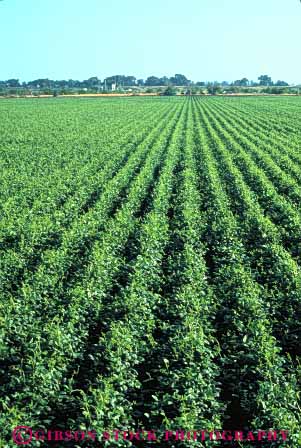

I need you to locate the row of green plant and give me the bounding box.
[192,97,301,446]
[0,100,171,269]
[0,100,175,320]
[127,98,224,447]
[67,100,188,446]
[196,98,301,356]
[200,99,301,258]
[209,99,301,184]
[209,99,301,200]
[0,100,185,443]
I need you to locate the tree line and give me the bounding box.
[0,73,291,91]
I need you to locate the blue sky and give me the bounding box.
[0,0,300,83]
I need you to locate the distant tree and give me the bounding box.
[103,75,136,88]
[275,80,289,86]
[258,75,273,86]
[233,78,249,86]
[124,76,136,86]
[227,86,240,93]
[145,76,161,86]
[267,86,288,94]
[6,79,20,87]
[159,76,170,85]
[162,86,177,96]
[53,80,68,89]
[86,76,100,87]
[249,80,258,86]
[208,85,222,95]
[27,79,56,89]
[67,79,81,88]
[237,77,248,86]
[169,74,190,86]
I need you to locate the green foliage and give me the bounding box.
[163,86,177,96]
[0,96,300,446]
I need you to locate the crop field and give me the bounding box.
[0,96,301,447]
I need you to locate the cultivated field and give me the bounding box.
[0,96,301,447]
